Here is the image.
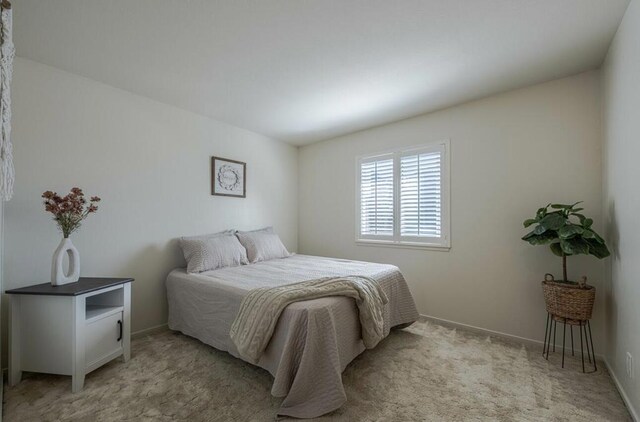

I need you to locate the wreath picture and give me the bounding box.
[211,156,246,198]
[217,164,242,191]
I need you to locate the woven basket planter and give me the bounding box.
[542,279,595,321]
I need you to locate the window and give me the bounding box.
[357,141,450,249]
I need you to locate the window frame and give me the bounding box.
[355,140,451,251]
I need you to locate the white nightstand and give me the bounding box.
[6,277,133,392]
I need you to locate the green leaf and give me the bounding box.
[533,224,547,235]
[536,204,550,219]
[522,230,557,245]
[583,218,593,228]
[523,218,538,228]
[572,213,587,223]
[539,212,567,230]
[560,238,590,255]
[582,229,605,245]
[559,224,584,239]
[570,201,584,208]
[581,228,605,243]
[591,230,605,244]
[553,201,583,210]
[550,242,564,257]
[586,239,611,258]
[559,239,574,256]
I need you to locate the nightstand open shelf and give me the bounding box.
[85,286,125,322]
[86,305,123,322]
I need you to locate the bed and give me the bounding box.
[166,254,419,418]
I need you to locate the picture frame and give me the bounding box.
[211,156,246,198]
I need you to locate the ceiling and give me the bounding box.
[13,0,629,145]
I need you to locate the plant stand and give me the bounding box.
[542,313,596,373]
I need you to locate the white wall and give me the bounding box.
[602,0,640,417]
[0,202,3,398]
[299,71,605,347]
[2,58,298,360]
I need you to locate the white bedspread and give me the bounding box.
[166,254,419,418]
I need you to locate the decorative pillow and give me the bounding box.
[239,226,273,234]
[179,231,248,273]
[235,231,290,263]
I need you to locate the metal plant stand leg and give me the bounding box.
[545,314,552,360]
[588,321,597,372]
[562,318,567,368]
[543,313,550,356]
[570,326,574,356]
[584,323,592,364]
[540,316,596,373]
[579,322,585,373]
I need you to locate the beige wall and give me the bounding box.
[2,58,298,361]
[602,0,640,417]
[299,71,605,347]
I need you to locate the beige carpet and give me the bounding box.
[3,319,631,421]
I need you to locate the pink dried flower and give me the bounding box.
[42,187,101,238]
[45,203,59,214]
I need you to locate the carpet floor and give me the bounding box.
[3,319,631,421]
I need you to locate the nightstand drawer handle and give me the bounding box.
[117,320,122,342]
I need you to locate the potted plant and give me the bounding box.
[521,202,609,321]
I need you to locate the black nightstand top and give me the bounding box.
[5,277,134,296]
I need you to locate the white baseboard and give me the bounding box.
[420,314,605,359]
[131,323,168,339]
[604,358,639,422]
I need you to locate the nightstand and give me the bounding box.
[6,277,133,392]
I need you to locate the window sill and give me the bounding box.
[355,239,450,251]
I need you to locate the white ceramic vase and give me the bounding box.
[51,237,80,286]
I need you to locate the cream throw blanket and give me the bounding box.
[230,276,389,363]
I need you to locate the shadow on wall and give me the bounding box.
[607,200,620,262]
[118,238,185,278]
[101,238,185,334]
[604,200,619,357]
[0,294,7,368]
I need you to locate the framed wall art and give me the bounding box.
[211,156,246,198]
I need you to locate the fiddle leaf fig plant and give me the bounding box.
[522,202,610,283]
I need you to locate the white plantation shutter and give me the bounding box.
[400,149,442,237]
[357,141,449,248]
[360,156,394,236]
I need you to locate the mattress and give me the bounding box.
[166,254,419,418]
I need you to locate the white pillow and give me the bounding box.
[179,231,248,273]
[239,226,273,234]
[235,231,290,263]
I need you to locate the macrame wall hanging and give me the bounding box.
[0,0,14,201]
